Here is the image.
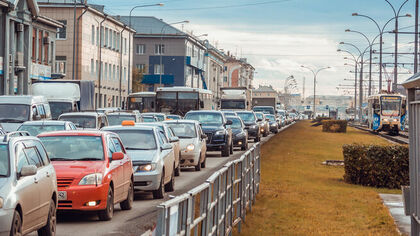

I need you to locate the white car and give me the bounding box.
[165,120,207,171]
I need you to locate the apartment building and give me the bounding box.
[38,0,135,108]
[0,0,62,95]
[203,42,227,104]
[224,55,254,89]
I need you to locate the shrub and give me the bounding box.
[342,144,409,189]
[322,120,347,133]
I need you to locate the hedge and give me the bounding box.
[322,120,347,133]
[342,144,409,189]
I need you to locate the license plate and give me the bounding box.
[58,191,67,201]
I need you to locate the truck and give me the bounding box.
[252,97,277,109]
[31,80,95,119]
[219,87,251,110]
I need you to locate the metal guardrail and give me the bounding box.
[155,142,261,236]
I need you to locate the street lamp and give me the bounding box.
[338,49,358,112]
[300,65,330,119]
[159,20,190,87]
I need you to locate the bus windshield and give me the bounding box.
[157,92,177,114]
[381,97,401,116]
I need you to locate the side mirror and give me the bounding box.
[225,120,233,125]
[169,136,179,143]
[201,134,207,139]
[20,165,37,177]
[161,143,172,151]
[111,152,124,161]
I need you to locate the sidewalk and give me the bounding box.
[380,194,410,235]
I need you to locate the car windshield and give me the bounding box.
[255,113,264,120]
[167,123,197,138]
[39,136,104,161]
[50,102,73,120]
[266,115,276,122]
[107,115,136,126]
[18,124,65,136]
[142,117,156,122]
[0,104,30,122]
[228,118,242,129]
[237,113,255,122]
[0,145,9,177]
[185,113,223,126]
[110,130,157,150]
[59,116,96,128]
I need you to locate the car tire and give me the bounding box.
[38,199,56,236]
[153,172,165,199]
[241,139,248,151]
[165,166,175,192]
[195,154,202,171]
[98,187,114,221]
[120,179,134,210]
[221,143,230,157]
[10,210,22,236]
[201,156,206,168]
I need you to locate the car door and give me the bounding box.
[166,127,180,169]
[23,141,51,227]
[107,137,124,202]
[14,142,40,232]
[157,131,173,184]
[111,136,131,200]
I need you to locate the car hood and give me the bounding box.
[201,125,224,132]
[52,161,106,179]
[127,149,159,163]
[1,123,22,132]
[232,129,243,135]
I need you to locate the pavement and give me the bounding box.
[379,194,410,235]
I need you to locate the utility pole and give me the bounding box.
[415,0,419,74]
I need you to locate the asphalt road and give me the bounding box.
[28,124,292,236]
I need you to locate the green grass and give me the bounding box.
[235,121,400,236]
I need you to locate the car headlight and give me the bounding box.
[271,123,277,127]
[215,130,226,135]
[79,173,103,185]
[136,163,157,172]
[383,118,389,122]
[0,197,3,209]
[250,125,257,129]
[186,143,195,151]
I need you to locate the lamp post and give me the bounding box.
[128,3,164,95]
[159,20,189,88]
[338,49,358,110]
[300,65,330,119]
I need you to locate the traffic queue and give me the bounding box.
[0,95,295,236]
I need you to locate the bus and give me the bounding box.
[127,92,156,113]
[367,94,407,135]
[156,87,214,116]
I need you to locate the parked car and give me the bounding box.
[166,115,182,120]
[0,131,57,236]
[266,114,279,134]
[106,110,142,126]
[142,113,166,121]
[226,116,248,150]
[165,120,207,171]
[135,122,181,176]
[38,130,133,221]
[255,112,270,136]
[58,112,109,130]
[236,111,262,142]
[102,125,175,199]
[17,120,77,136]
[184,110,233,157]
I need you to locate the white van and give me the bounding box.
[0,96,51,132]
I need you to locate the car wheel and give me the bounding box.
[165,166,175,192]
[221,143,230,157]
[98,187,114,221]
[120,179,134,210]
[195,154,202,171]
[10,210,22,236]
[241,139,248,151]
[38,199,56,236]
[201,156,206,168]
[153,173,165,199]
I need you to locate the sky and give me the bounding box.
[90,0,418,97]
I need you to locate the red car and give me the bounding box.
[38,130,133,221]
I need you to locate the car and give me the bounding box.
[236,111,262,142]
[226,116,248,151]
[101,125,175,199]
[222,111,237,118]
[166,115,182,120]
[135,122,181,176]
[0,131,58,236]
[142,113,167,121]
[165,120,207,171]
[106,110,142,126]
[266,114,279,134]
[141,115,159,123]
[255,112,270,137]
[96,107,121,114]
[58,112,109,130]
[38,130,134,221]
[184,110,233,157]
[17,120,77,136]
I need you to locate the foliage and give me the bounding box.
[343,144,409,189]
[132,67,146,93]
[322,120,347,133]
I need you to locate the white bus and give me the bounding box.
[127,92,156,113]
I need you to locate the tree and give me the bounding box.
[132,66,146,93]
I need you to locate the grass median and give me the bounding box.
[235,120,400,236]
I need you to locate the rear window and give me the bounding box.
[59,115,96,129]
[107,115,136,126]
[108,130,157,150]
[39,136,104,161]
[18,124,65,136]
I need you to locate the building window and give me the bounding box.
[91,25,95,45]
[116,66,119,81]
[123,67,126,81]
[100,26,104,47]
[104,28,108,47]
[223,76,228,82]
[154,64,164,75]
[91,59,94,75]
[136,44,145,55]
[57,20,67,39]
[124,38,127,54]
[136,64,145,72]
[96,27,99,46]
[32,30,36,61]
[109,65,112,81]
[55,56,66,74]
[104,63,108,80]
[116,32,120,51]
[155,44,165,55]
[112,65,116,80]
[96,60,99,77]
[113,31,117,50]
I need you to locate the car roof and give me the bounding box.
[37,130,108,137]
[60,112,101,117]
[21,120,69,125]
[186,110,222,114]
[106,112,134,116]
[236,111,253,113]
[102,125,155,131]
[164,120,199,124]
[226,115,240,119]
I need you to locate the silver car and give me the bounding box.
[164,120,207,171]
[0,132,57,236]
[102,125,175,199]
